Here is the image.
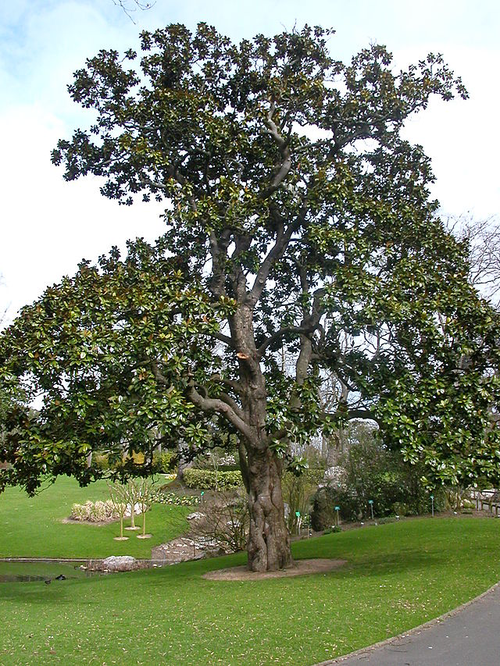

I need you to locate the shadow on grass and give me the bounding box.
[0,579,97,605]
[336,549,446,578]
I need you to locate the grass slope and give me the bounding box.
[0,477,191,559]
[1,517,500,665]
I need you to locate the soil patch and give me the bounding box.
[203,558,347,581]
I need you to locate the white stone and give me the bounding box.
[186,512,204,521]
[102,556,137,571]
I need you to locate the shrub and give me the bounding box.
[152,450,178,473]
[190,491,249,554]
[312,429,450,525]
[282,469,323,533]
[183,468,243,490]
[311,487,360,529]
[323,525,342,534]
[93,454,110,471]
[392,502,411,517]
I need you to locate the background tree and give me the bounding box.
[447,215,500,307]
[1,24,499,572]
[112,0,154,23]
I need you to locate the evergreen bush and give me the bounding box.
[182,468,243,490]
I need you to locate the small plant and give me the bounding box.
[323,525,342,535]
[93,453,110,470]
[136,478,154,539]
[392,502,411,517]
[107,483,130,540]
[152,450,178,473]
[125,480,140,531]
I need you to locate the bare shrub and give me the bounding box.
[190,491,249,554]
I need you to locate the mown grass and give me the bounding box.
[1,517,500,665]
[0,477,191,559]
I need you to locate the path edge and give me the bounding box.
[315,580,500,665]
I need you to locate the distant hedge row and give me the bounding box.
[182,468,243,490]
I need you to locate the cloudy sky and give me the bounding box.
[1,0,499,319]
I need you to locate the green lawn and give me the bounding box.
[0,476,191,559]
[1,517,500,665]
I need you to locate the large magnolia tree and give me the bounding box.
[2,24,500,571]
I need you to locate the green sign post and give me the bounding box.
[334,506,340,527]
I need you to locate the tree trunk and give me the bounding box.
[175,440,194,483]
[245,445,293,572]
[230,304,293,571]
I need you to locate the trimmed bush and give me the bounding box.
[183,468,243,490]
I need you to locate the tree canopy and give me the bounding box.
[1,23,499,570]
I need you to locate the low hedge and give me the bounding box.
[183,468,243,490]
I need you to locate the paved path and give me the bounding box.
[323,583,500,666]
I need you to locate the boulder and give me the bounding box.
[101,556,138,571]
[186,511,204,521]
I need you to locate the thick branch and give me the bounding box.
[248,211,302,306]
[345,408,377,422]
[217,391,245,419]
[209,228,232,298]
[257,326,314,357]
[186,381,255,443]
[210,374,244,396]
[150,360,171,388]
[295,287,326,386]
[259,102,292,199]
[212,332,236,349]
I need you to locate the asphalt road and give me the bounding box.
[322,583,500,666]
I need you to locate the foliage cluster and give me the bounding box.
[323,525,342,534]
[311,434,446,528]
[182,468,243,490]
[152,450,179,473]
